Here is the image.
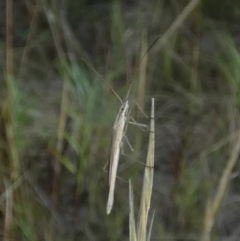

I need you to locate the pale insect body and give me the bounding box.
[81,58,133,214]
[107,100,129,214]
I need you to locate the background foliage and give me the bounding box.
[1,0,240,240]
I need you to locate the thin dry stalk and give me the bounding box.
[41,1,65,61]
[1,70,18,241]
[24,172,63,225]
[52,82,68,205]
[3,180,13,241]
[201,130,240,241]
[141,0,200,59]
[5,0,20,182]
[6,0,13,76]
[137,98,155,241]
[135,29,149,152]
[190,4,201,92]
[129,180,137,241]
[200,129,240,157]
[18,0,41,78]
[41,6,71,239]
[0,176,23,204]
[137,29,148,111]
[147,210,155,241]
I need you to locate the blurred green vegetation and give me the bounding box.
[1,0,240,240]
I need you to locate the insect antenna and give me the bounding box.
[81,57,123,104]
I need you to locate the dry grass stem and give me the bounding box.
[52,82,69,205]
[141,0,200,59]
[129,180,137,241]
[147,210,156,241]
[0,176,23,204]
[137,98,155,241]
[201,126,240,241]
[138,29,148,111]
[3,180,13,241]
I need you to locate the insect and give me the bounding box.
[107,100,129,214]
[82,57,144,215]
[105,86,149,214]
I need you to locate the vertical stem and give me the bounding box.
[201,127,240,241]
[6,0,19,180]
[190,3,201,92]
[5,3,15,239]
[6,0,13,76]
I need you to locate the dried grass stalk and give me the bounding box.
[147,210,155,241]
[129,180,137,241]
[201,129,240,241]
[137,98,155,241]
